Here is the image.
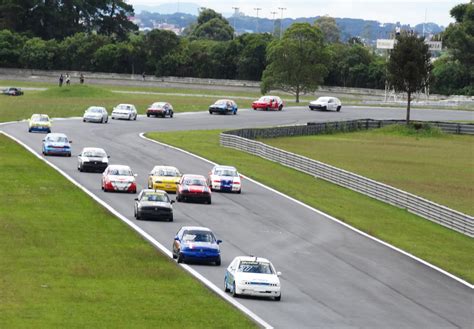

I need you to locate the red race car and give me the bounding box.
[252,96,284,111]
[101,165,137,193]
[176,174,211,204]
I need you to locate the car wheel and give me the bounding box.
[83,118,86,122]
[172,250,177,259]
[177,253,184,263]
[209,111,213,115]
[207,198,212,205]
[337,106,341,112]
[168,214,173,222]
[232,282,238,297]
[47,129,51,133]
[134,114,137,120]
[28,128,32,132]
[278,105,283,111]
[265,107,269,111]
[275,294,281,301]
[101,117,105,123]
[79,164,83,172]
[67,153,71,157]
[147,113,150,117]
[236,189,241,194]
[224,279,230,292]
[233,110,237,115]
[112,116,115,120]
[105,118,108,123]
[128,114,131,120]
[215,257,221,266]
[170,112,173,118]
[136,211,141,220]
[176,195,181,202]
[252,107,256,110]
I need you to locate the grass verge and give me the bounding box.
[0,83,309,122]
[261,124,474,215]
[0,134,256,329]
[145,130,474,284]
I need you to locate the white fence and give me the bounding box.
[220,121,474,237]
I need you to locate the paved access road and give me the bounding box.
[2,106,473,328]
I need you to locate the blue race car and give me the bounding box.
[172,226,222,265]
[42,133,72,157]
[209,99,238,115]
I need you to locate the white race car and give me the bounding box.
[77,147,109,172]
[111,103,138,120]
[101,164,137,193]
[224,256,281,301]
[207,165,241,193]
[309,97,342,112]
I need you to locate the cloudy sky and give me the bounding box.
[127,0,465,26]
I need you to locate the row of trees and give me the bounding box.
[0,4,471,97]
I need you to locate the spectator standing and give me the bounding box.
[142,72,146,81]
[66,74,70,85]
[59,74,64,87]
[79,74,84,84]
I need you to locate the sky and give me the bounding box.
[127,0,465,26]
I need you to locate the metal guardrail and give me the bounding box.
[220,120,474,237]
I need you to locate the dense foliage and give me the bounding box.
[431,2,473,96]
[0,2,470,96]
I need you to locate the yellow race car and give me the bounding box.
[28,114,51,133]
[148,165,182,193]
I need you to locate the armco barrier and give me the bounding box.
[220,120,474,237]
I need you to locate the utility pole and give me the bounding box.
[254,8,261,33]
[232,7,239,38]
[271,11,277,36]
[278,7,286,39]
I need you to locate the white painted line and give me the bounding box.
[0,130,273,329]
[139,133,474,290]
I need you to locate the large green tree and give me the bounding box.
[187,8,234,41]
[388,33,432,123]
[261,23,328,102]
[437,2,473,95]
[0,0,137,40]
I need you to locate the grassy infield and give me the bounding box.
[0,83,473,327]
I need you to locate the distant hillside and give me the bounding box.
[134,9,444,43]
[134,2,200,15]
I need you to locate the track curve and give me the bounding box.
[2,106,472,328]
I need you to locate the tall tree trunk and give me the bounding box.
[296,85,300,103]
[406,90,411,124]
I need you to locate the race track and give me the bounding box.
[2,106,473,328]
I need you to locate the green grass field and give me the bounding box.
[261,124,474,215]
[0,81,311,122]
[0,134,256,329]
[146,130,474,283]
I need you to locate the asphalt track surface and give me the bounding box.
[2,106,473,328]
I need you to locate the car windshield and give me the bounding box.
[238,261,274,274]
[48,136,67,143]
[258,96,271,102]
[83,150,106,157]
[156,169,179,177]
[109,168,132,176]
[215,100,228,105]
[182,231,214,243]
[215,169,238,177]
[88,108,103,113]
[116,104,132,111]
[316,97,331,102]
[35,116,49,122]
[142,192,168,202]
[151,103,164,109]
[183,178,206,186]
